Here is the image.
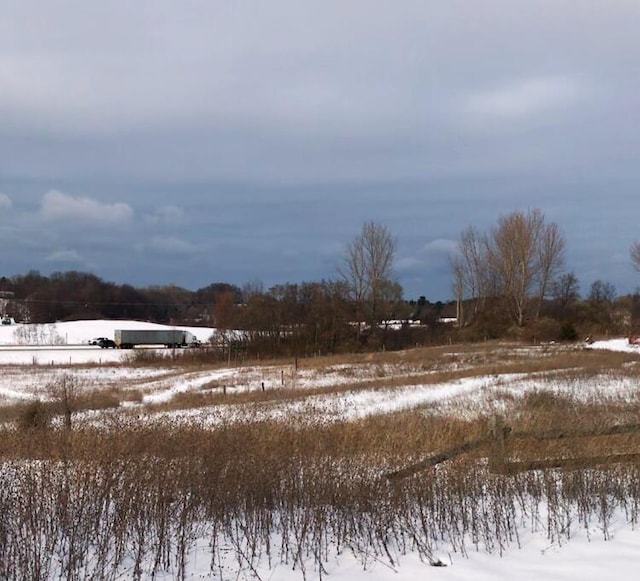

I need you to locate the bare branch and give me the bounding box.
[631,241,640,272]
[340,221,397,323]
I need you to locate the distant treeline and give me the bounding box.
[0,271,454,355]
[0,270,242,326]
[1,269,639,357]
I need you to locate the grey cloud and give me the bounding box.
[0,1,634,186]
[0,2,629,139]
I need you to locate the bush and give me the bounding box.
[559,321,579,341]
[521,317,562,343]
[17,399,52,431]
[122,349,172,365]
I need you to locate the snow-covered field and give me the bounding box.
[2,319,640,579]
[176,516,640,581]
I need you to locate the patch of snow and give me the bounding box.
[587,338,640,353]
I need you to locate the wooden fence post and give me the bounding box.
[489,414,506,473]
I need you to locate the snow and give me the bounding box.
[587,338,640,353]
[2,320,640,579]
[0,318,215,345]
[140,516,640,581]
[0,319,216,364]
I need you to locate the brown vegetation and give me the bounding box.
[0,344,640,577]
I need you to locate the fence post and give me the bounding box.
[489,413,506,473]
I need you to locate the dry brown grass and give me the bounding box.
[2,413,640,578]
[138,343,640,415]
[1,341,640,578]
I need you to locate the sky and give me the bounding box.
[1,1,639,301]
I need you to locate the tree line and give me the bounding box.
[1,213,639,355]
[0,271,242,327]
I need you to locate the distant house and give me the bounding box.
[436,302,458,325]
[437,317,458,325]
[0,291,16,323]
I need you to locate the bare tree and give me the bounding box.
[450,226,491,324]
[242,279,264,301]
[631,241,640,272]
[550,272,580,310]
[487,209,565,326]
[340,221,397,325]
[587,279,617,334]
[454,209,566,327]
[535,221,565,317]
[451,256,465,326]
[588,279,616,304]
[213,289,236,329]
[487,209,540,326]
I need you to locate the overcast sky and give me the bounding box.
[1,1,639,301]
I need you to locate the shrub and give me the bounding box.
[17,399,52,431]
[47,374,80,429]
[78,391,122,410]
[559,321,579,342]
[521,317,562,343]
[122,349,172,365]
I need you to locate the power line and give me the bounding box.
[5,297,214,308]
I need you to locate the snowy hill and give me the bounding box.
[0,319,216,346]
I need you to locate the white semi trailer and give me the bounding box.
[114,329,201,349]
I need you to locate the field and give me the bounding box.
[1,320,640,580]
